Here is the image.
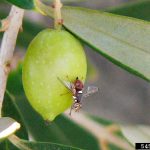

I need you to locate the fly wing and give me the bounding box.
[57,77,73,91]
[83,86,98,98]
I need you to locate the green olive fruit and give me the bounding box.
[22,29,87,121]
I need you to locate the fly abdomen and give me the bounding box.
[75,90,83,103]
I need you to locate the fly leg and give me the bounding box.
[69,104,74,116]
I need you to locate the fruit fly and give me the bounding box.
[57,77,98,115]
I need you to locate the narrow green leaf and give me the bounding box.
[0,20,2,28]
[0,140,18,150]
[2,92,29,140]
[108,0,150,21]
[5,0,34,9]
[0,117,21,149]
[13,139,83,150]
[121,125,150,145]
[4,0,85,9]
[88,115,116,126]
[61,6,150,81]
[0,117,20,141]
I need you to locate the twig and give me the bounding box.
[64,112,134,150]
[53,0,63,29]
[0,6,24,117]
[100,139,110,150]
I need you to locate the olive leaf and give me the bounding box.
[0,117,20,141]
[4,0,85,9]
[62,7,150,81]
[5,0,35,9]
[120,125,150,145]
[10,138,83,150]
[108,0,150,21]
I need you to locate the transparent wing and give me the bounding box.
[83,86,98,98]
[57,77,73,91]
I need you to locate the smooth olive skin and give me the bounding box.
[22,29,87,121]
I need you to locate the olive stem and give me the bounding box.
[34,0,62,29]
[0,6,24,117]
[53,0,63,30]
